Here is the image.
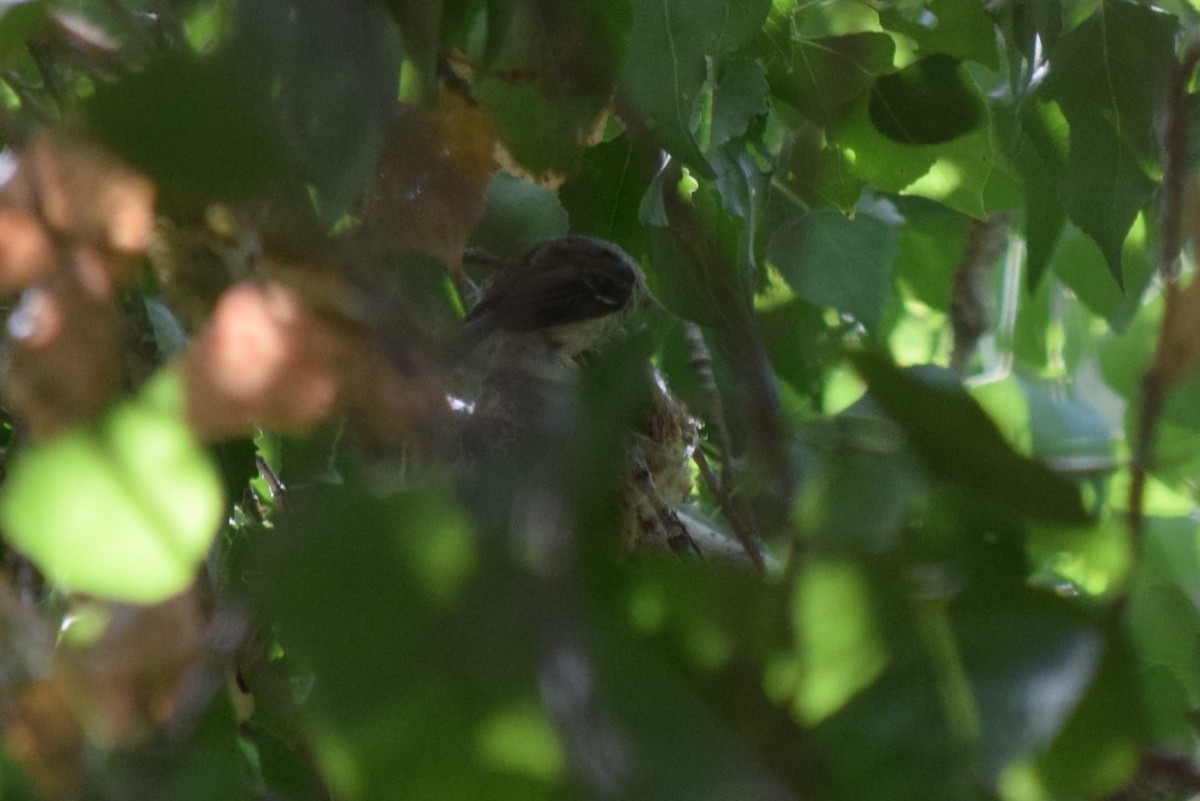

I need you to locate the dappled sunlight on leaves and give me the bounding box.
[0,1,1195,799]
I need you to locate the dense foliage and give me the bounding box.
[0,0,1198,799]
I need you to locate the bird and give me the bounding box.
[455,235,655,362]
[455,234,769,569]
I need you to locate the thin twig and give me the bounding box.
[683,323,736,496]
[1158,42,1200,285]
[1129,42,1200,550]
[949,214,1009,375]
[683,322,765,572]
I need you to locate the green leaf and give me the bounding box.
[879,0,999,68]
[469,172,569,259]
[1051,217,1153,332]
[869,55,986,145]
[379,0,442,99]
[893,197,973,311]
[848,351,1090,525]
[618,0,771,175]
[814,659,989,801]
[1015,153,1065,291]
[256,481,567,801]
[952,584,1104,776]
[1036,636,1145,800]
[1007,0,1063,57]
[832,98,1016,219]
[1095,290,1200,434]
[106,698,255,801]
[768,208,898,333]
[711,57,769,146]
[1127,517,1200,744]
[559,135,659,254]
[1039,0,1177,285]
[476,78,604,175]
[711,139,769,222]
[86,52,289,200]
[0,0,47,64]
[233,0,400,218]
[0,748,40,801]
[756,299,837,401]
[0,371,224,603]
[789,558,890,724]
[1010,100,1069,289]
[648,164,756,327]
[767,122,864,214]
[590,619,798,801]
[797,413,923,552]
[1023,380,1115,470]
[759,31,895,126]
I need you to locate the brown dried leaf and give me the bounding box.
[182,282,344,439]
[5,272,124,438]
[54,591,208,749]
[20,131,155,258]
[2,680,85,801]
[359,93,498,270]
[0,207,54,291]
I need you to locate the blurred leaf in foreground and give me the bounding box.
[0,370,223,603]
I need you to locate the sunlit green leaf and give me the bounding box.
[791,558,890,723]
[0,371,223,603]
[832,98,1017,218]
[879,0,999,68]
[1039,0,1177,284]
